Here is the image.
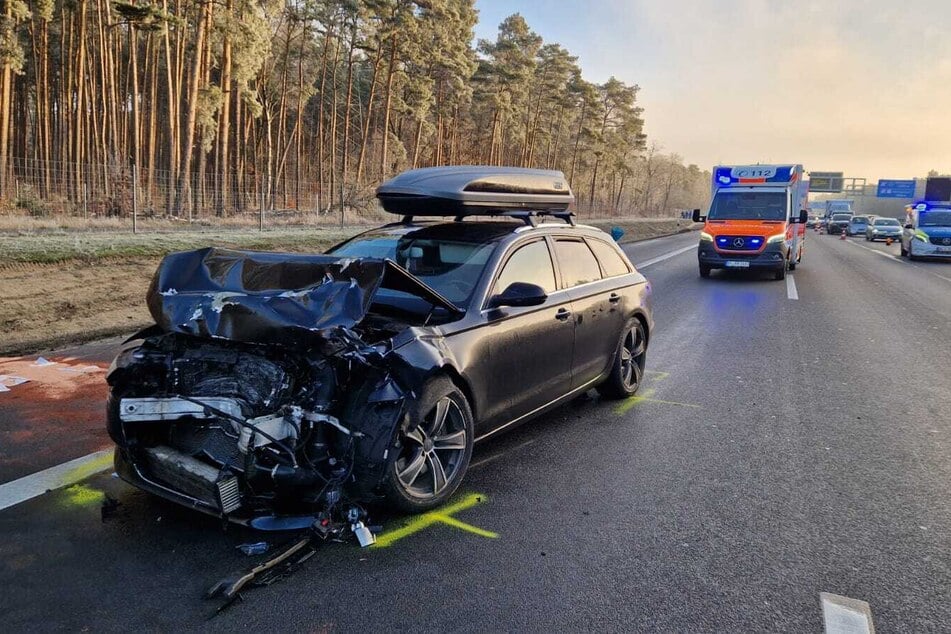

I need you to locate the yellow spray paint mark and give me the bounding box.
[372,492,498,548]
[60,484,104,508]
[614,388,701,415]
[61,451,113,485]
[644,370,670,381]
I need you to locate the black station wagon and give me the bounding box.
[107,166,654,532]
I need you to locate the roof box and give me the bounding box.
[376,166,574,216]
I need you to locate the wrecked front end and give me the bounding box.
[106,248,453,530]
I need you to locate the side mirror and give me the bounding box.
[488,282,548,309]
[692,208,705,223]
[798,209,809,224]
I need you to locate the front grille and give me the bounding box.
[715,235,765,251]
[929,236,951,246]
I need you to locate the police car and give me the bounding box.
[900,201,951,260]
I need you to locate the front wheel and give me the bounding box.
[699,265,711,278]
[774,260,787,280]
[597,318,648,400]
[381,377,474,513]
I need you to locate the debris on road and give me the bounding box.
[0,375,29,392]
[236,542,270,556]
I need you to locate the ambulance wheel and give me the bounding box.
[699,265,711,278]
[774,261,787,281]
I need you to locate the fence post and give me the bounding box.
[132,164,138,234]
[83,183,88,220]
[259,188,265,231]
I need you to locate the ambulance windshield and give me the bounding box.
[708,191,787,221]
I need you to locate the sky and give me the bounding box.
[474,0,951,180]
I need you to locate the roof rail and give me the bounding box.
[398,210,575,227]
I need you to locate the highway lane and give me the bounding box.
[2,230,951,631]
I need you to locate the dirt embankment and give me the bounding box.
[0,219,697,355]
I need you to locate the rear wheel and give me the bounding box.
[597,318,647,400]
[381,377,473,513]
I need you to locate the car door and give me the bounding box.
[477,238,575,428]
[552,237,623,390]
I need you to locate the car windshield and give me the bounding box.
[832,214,851,221]
[874,218,900,226]
[919,210,951,227]
[708,191,786,221]
[329,231,497,305]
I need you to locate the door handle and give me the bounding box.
[608,293,621,304]
[555,308,572,321]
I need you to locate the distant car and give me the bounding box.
[827,213,852,235]
[806,216,820,228]
[847,215,870,236]
[866,217,902,242]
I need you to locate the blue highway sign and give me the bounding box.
[877,179,916,198]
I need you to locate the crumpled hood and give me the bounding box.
[147,247,459,348]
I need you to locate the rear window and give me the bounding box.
[874,218,900,226]
[554,239,602,288]
[832,214,851,221]
[587,239,630,277]
[851,216,868,223]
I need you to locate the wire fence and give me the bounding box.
[0,157,383,232]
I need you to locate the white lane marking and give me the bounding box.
[847,240,951,284]
[0,448,113,512]
[634,244,697,270]
[847,240,904,264]
[821,593,875,634]
[786,274,799,300]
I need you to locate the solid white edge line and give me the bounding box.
[0,448,113,512]
[846,240,951,284]
[786,274,799,300]
[634,244,697,270]
[821,593,875,634]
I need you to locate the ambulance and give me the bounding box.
[692,164,809,280]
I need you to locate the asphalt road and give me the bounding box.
[2,230,951,631]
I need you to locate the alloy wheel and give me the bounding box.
[396,397,468,499]
[619,324,647,391]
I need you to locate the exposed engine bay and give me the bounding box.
[107,247,462,531]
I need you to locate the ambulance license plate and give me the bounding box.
[725,260,750,268]
[937,246,951,253]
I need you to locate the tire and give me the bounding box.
[699,265,711,278]
[774,260,787,280]
[597,318,648,400]
[380,376,474,513]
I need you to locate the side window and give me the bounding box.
[554,239,602,288]
[492,240,557,296]
[587,239,631,277]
